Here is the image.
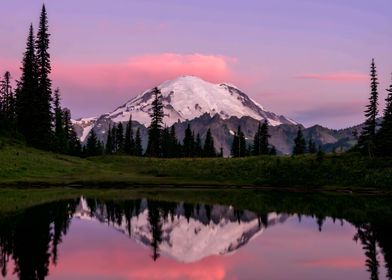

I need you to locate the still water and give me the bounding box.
[0,194,391,280]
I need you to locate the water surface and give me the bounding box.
[0,192,391,280]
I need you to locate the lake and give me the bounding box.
[0,190,391,280]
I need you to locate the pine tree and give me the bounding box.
[169,126,179,157]
[62,108,81,156]
[135,128,143,156]
[308,138,317,154]
[161,126,171,158]
[376,74,392,156]
[53,88,66,153]
[259,120,270,155]
[35,4,53,149]
[293,127,306,155]
[124,114,135,155]
[232,126,246,157]
[183,124,194,157]
[203,128,216,157]
[85,130,100,157]
[116,122,124,153]
[146,87,164,157]
[16,24,39,146]
[194,133,203,157]
[358,58,379,157]
[0,71,15,128]
[111,125,117,153]
[105,125,113,154]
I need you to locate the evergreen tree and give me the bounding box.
[35,4,53,149]
[293,127,306,155]
[53,88,66,153]
[105,125,113,154]
[269,146,277,155]
[0,71,15,126]
[16,24,39,146]
[376,74,392,156]
[203,128,216,157]
[358,59,379,157]
[308,138,317,154]
[85,130,100,157]
[124,114,135,155]
[194,133,203,157]
[183,124,195,157]
[253,120,271,155]
[169,126,179,157]
[161,126,171,158]
[62,108,81,156]
[116,122,124,153]
[231,126,246,157]
[146,87,164,157]
[111,125,117,153]
[134,128,143,156]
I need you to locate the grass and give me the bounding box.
[1,137,392,189]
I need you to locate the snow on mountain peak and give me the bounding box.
[107,75,295,127]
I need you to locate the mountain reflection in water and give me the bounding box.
[0,196,391,280]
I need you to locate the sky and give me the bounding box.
[0,0,391,129]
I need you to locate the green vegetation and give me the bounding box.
[1,137,391,189]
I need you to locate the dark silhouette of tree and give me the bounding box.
[231,126,246,157]
[203,128,216,157]
[358,59,379,157]
[53,88,66,153]
[293,127,306,155]
[147,201,163,261]
[194,133,203,157]
[16,24,39,146]
[85,130,101,156]
[0,71,16,131]
[105,125,114,154]
[308,138,317,154]
[169,125,179,157]
[63,108,81,156]
[35,4,53,150]
[135,128,143,156]
[183,124,195,157]
[253,120,270,155]
[124,114,135,155]
[161,126,171,158]
[376,74,392,156]
[116,122,124,153]
[146,87,164,157]
[355,224,380,280]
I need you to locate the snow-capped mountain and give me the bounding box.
[74,198,289,263]
[73,76,296,142]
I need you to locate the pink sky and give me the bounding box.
[0,0,391,128]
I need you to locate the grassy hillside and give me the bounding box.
[1,138,391,189]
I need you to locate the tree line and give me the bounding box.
[0,5,82,156]
[356,58,392,157]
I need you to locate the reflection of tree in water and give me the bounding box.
[0,200,77,280]
[147,201,163,261]
[354,224,380,280]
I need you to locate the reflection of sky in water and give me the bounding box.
[40,215,385,280]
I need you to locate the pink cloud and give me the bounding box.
[294,72,368,82]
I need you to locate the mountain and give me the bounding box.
[73,75,359,155]
[74,198,288,263]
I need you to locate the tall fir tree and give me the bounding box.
[203,128,216,157]
[231,126,246,157]
[194,133,203,157]
[169,125,179,157]
[376,74,392,156]
[62,108,81,156]
[0,71,16,131]
[124,114,135,155]
[16,24,39,146]
[183,124,195,157]
[308,138,317,154]
[111,125,117,153]
[358,58,379,157]
[134,128,143,156]
[35,4,53,149]
[161,126,171,158]
[146,87,164,157]
[53,88,66,153]
[85,130,100,157]
[253,120,270,155]
[293,127,306,155]
[116,122,124,153]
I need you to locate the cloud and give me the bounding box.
[294,72,368,82]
